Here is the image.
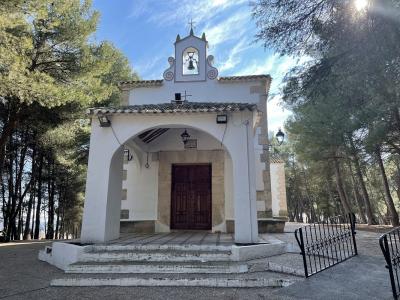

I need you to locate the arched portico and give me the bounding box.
[80,110,259,244]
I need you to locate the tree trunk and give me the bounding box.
[0,107,21,182]
[23,143,36,240]
[333,157,352,214]
[375,146,399,226]
[30,196,35,239]
[34,154,44,239]
[349,138,376,224]
[5,135,16,240]
[347,161,367,223]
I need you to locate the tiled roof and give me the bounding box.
[87,102,258,115]
[218,75,271,82]
[118,80,163,88]
[118,75,271,88]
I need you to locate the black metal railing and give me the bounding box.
[379,227,400,299]
[294,213,358,278]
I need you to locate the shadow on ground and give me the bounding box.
[0,226,393,300]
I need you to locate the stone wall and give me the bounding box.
[270,162,288,217]
[157,150,225,232]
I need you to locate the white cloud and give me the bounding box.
[268,94,291,133]
[200,10,250,49]
[137,0,249,27]
[234,54,280,76]
[133,55,165,79]
[218,38,251,72]
[128,1,150,19]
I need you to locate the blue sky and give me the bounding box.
[92,0,298,132]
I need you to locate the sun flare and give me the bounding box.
[355,0,369,11]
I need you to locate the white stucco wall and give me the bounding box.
[129,80,263,106]
[81,110,259,243]
[121,128,233,223]
[122,159,158,221]
[120,128,286,223]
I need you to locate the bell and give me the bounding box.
[188,59,195,70]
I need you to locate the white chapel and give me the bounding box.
[80,28,288,245]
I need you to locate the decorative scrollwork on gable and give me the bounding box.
[206,55,218,80]
[163,57,175,81]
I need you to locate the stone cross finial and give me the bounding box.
[188,18,196,35]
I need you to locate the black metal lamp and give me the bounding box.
[276,128,285,146]
[98,114,111,127]
[180,129,190,144]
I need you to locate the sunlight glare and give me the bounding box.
[355,0,368,11]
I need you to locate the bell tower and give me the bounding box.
[163,26,218,82]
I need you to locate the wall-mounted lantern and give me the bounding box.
[276,128,285,146]
[180,129,190,145]
[98,115,111,127]
[124,149,133,161]
[216,114,227,124]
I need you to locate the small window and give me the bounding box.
[120,209,129,219]
[183,47,199,75]
[122,189,127,200]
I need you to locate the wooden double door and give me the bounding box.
[170,164,212,230]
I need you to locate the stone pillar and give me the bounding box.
[81,123,123,243]
[252,79,273,218]
[231,120,258,243]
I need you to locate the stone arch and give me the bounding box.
[81,113,258,243]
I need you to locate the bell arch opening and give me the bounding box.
[182,47,199,75]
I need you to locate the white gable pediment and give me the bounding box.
[163,31,218,83]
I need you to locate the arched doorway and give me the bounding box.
[81,112,258,244]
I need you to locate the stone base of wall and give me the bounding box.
[120,221,155,234]
[225,218,288,234]
[258,218,288,233]
[257,210,273,218]
[226,220,235,234]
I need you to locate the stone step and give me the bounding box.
[80,249,232,263]
[247,253,305,277]
[88,244,232,252]
[66,261,248,274]
[51,272,300,288]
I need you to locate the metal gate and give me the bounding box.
[379,227,400,299]
[295,213,358,278]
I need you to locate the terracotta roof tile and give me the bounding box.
[87,102,258,115]
[118,80,163,88]
[118,75,272,88]
[218,75,271,82]
[270,154,285,163]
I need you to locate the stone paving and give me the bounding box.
[0,224,394,300]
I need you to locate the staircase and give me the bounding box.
[50,244,302,288]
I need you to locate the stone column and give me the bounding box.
[81,122,123,243]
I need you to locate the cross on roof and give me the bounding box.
[188,18,196,34]
[182,90,192,101]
